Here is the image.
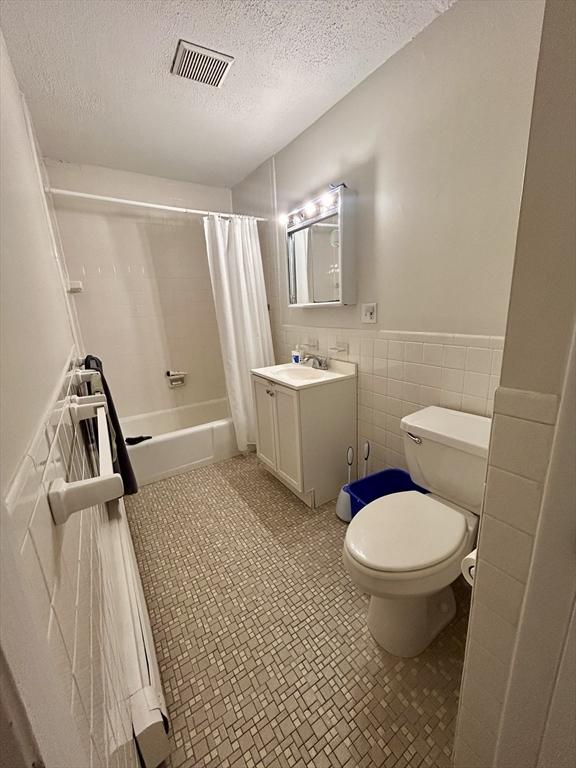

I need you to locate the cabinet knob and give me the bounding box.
[266,389,275,396]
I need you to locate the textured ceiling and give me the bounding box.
[0,0,456,187]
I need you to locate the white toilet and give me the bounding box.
[343,406,491,657]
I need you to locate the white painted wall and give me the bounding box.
[48,161,232,418]
[1,33,142,768]
[232,0,545,475]
[500,2,576,396]
[234,0,545,337]
[0,35,74,495]
[230,159,280,359]
[47,160,233,212]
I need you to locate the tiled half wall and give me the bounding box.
[2,356,138,768]
[275,326,503,473]
[453,383,561,767]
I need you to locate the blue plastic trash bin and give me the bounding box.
[342,468,428,518]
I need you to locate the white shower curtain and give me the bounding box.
[203,215,275,451]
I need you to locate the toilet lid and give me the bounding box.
[345,491,467,572]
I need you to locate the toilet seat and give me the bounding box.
[345,491,467,572]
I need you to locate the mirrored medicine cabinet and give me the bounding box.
[285,184,355,308]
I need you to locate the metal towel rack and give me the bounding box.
[48,396,124,525]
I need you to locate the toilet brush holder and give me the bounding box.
[336,486,352,522]
[335,446,354,522]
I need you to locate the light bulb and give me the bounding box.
[304,202,317,217]
[321,193,336,209]
[279,214,288,226]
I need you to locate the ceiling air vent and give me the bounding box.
[170,40,234,88]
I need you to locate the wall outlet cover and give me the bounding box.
[361,303,377,324]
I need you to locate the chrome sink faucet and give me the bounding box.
[302,353,329,370]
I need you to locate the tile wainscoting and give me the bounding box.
[274,326,503,473]
[453,384,560,767]
[1,354,138,767]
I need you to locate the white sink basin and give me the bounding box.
[251,362,356,389]
[283,366,328,381]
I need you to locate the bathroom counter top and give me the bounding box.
[251,361,356,390]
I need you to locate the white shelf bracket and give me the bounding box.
[48,474,124,526]
[49,406,123,525]
[70,368,100,387]
[50,393,107,426]
[69,393,108,424]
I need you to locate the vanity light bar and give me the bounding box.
[283,184,344,231]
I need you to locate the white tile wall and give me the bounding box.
[490,414,554,481]
[483,466,542,535]
[453,385,560,767]
[275,325,502,473]
[467,602,517,672]
[55,206,227,418]
[472,560,525,626]
[456,704,497,767]
[479,516,533,583]
[2,361,138,768]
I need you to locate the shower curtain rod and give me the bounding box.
[47,187,268,221]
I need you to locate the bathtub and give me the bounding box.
[121,399,238,486]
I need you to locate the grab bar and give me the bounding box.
[48,404,124,525]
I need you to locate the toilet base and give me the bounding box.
[367,586,456,657]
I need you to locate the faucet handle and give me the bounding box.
[302,353,329,369]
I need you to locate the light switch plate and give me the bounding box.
[361,303,377,324]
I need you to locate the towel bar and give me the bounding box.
[48,406,124,525]
[50,392,108,426]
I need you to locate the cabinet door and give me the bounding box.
[253,377,276,470]
[273,385,303,491]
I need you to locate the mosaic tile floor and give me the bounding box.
[126,455,470,768]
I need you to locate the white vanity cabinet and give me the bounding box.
[253,377,302,489]
[251,362,357,508]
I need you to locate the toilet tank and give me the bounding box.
[400,407,491,514]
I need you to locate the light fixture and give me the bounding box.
[304,202,317,217]
[279,214,288,226]
[285,184,344,232]
[321,193,336,209]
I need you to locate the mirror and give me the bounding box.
[286,185,354,307]
[288,214,340,304]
